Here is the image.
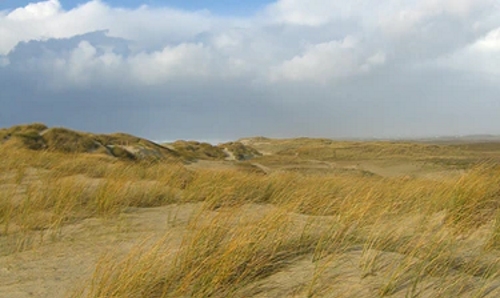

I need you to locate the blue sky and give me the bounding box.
[0,0,272,15]
[1,0,500,141]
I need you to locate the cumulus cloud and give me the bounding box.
[473,27,500,52]
[0,0,214,55]
[1,0,500,139]
[129,43,214,85]
[436,26,500,77]
[263,0,353,26]
[270,37,386,83]
[6,0,62,21]
[3,0,499,85]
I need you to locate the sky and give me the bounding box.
[1,0,500,141]
[0,1,271,15]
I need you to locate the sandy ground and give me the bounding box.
[1,201,499,297]
[0,203,203,298]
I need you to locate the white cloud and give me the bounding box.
[1,0,500,88]
[0,0,214,55]
[34,40,124,88]
[212,33,241,50]
[6,0,61,21]
[129,43,213,85]
[21,40,214,88]
[263,0,494,28]
[371,0,496,37]
[270,37,385,83]
[436,27,500,76]
[264,0,344,26]
[472,27,500,52]
[421,0,493,17]
[0,0,500,81]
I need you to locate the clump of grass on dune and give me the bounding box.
[169,140,227,161]
[168,140,262,161]
[42,127,100,153]
[182,169,273,209]
[0,146,186,242]
[75,207,337,298]
[0,123,48,136]
[442,165,500,231]
[218,141,262,160]
[0,123,48,149]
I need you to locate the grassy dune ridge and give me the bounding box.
[2,125,500,296]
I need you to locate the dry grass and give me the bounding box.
[218,141,262,160]
[73,160,500,297]
[3,133,500,297]
[244,137,499,170]
[168,140,227,161]
[166,140,262,161]
[0,147,185,239]
[0,123,181,161]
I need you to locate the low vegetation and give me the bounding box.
[167,140,262,161]
[219,141,262,160]
[0,123,180,161]
[3,124,500,297]
[168,140,228,161]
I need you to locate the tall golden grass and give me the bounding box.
[2,143,500,296]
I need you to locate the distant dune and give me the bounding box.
[0,123,261,162]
